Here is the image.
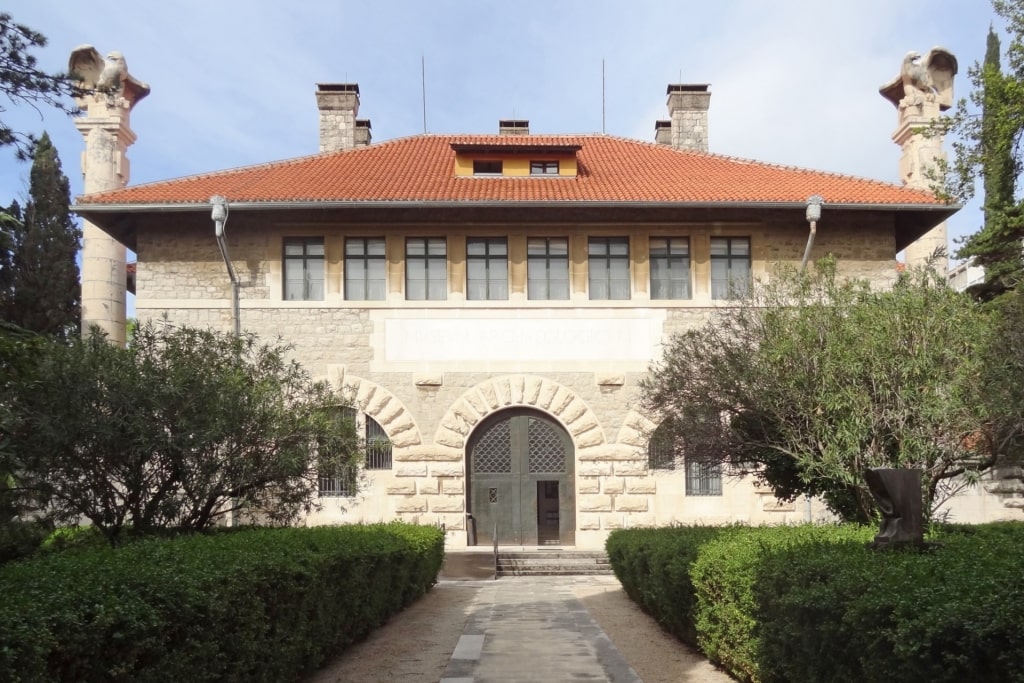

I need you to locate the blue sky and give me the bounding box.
[0,0,997,257]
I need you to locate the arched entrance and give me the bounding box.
[467,408,575,546]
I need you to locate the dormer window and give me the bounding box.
[530,161,559,175]
[473,160,503,175]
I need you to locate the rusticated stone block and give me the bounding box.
[626,479,657,494]
[431,497,465,513]
[579,463,613,477]
[595,373,625,386]
[395,464,427,477]
[430,463,463,478]
[579,495,613,513]
[578,515,601,530]
[419,479,439,495]
[602,515,624,529]
[763,500,795,512]
[395,497,427,513]
[603,477,625,494]
[413,372,442,386]
[395,446,462,462]
[386,482,416,495]
[615,496,649,512]
[578,478,601,494]
[614,460,649,476]
[440,514,465,531]
[441,479,464,495]
[575,425,605,448]
[524,376,543,404]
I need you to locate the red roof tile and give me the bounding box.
[76,134,944,208]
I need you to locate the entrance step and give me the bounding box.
[496,550,613,577]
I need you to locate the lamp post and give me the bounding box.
[801,195,824,272]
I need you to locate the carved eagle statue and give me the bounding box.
[68,45,150,108]
[879,47,958,111]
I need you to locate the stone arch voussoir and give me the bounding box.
[325,365,423,448]
[434,374,606,450]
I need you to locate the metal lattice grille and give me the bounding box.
[528,418,566,473]
[474,420,512,473]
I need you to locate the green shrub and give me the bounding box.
[0,523,444,683]
[609,522,1024,683]
[606,524,739,646]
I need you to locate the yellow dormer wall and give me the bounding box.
[454,155,577,176]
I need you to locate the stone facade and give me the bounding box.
[134,212,948,549]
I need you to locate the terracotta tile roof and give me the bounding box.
[76,134,944,207]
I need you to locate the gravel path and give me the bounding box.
[307,577,732,683]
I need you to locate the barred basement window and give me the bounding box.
[319,407,358,497]
[364,415,392,470]
[647,421,676,470]
[685,459,722,496]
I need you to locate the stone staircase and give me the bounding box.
[495,550,613,577]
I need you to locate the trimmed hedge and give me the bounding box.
[0,523,444,683]
[607,522,1024,683]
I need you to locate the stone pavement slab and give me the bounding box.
[440,576,641,683]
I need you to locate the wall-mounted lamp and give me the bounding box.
[801,194,824,272]
[210,195,239,337]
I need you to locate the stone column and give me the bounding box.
[892,98,949,272]
[880,49,958,275]
[70,47,149,345]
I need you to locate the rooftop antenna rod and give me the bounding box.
[421,55,427,133]
[602,59,606,134]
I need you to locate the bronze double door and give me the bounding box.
[468,410,575,546]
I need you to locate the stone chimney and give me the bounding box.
[665,84,710,152]
[354,119,372,147]
[654,120,672,145]
[499,119,529,135]
[317,83,361,152]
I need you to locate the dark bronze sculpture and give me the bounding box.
[864,468,924,549]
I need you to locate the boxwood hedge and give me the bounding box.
[0,523,444,683]
[607,522,1024,683]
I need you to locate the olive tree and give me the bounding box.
[5,321,360,545]
[640,259,1001,522]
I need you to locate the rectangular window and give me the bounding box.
[283,238,325,301]
[406,237,447,300]
[345,237,386,301]
[467,238,509,300]
[530,161,559,175]
[685,459,723,496]
[473,160,503,175]
[527,237,570,300]
[650,237,692,300]
[710,237,751,300]
[588,237,630,300]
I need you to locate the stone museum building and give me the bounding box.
[70,48,1020,548]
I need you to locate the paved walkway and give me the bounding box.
[439,577,641,683]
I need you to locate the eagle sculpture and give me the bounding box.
[68,45,150,108]
[879,47,958,111]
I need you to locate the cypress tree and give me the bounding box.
[955,20,1024,297]
[0,132,80,338]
